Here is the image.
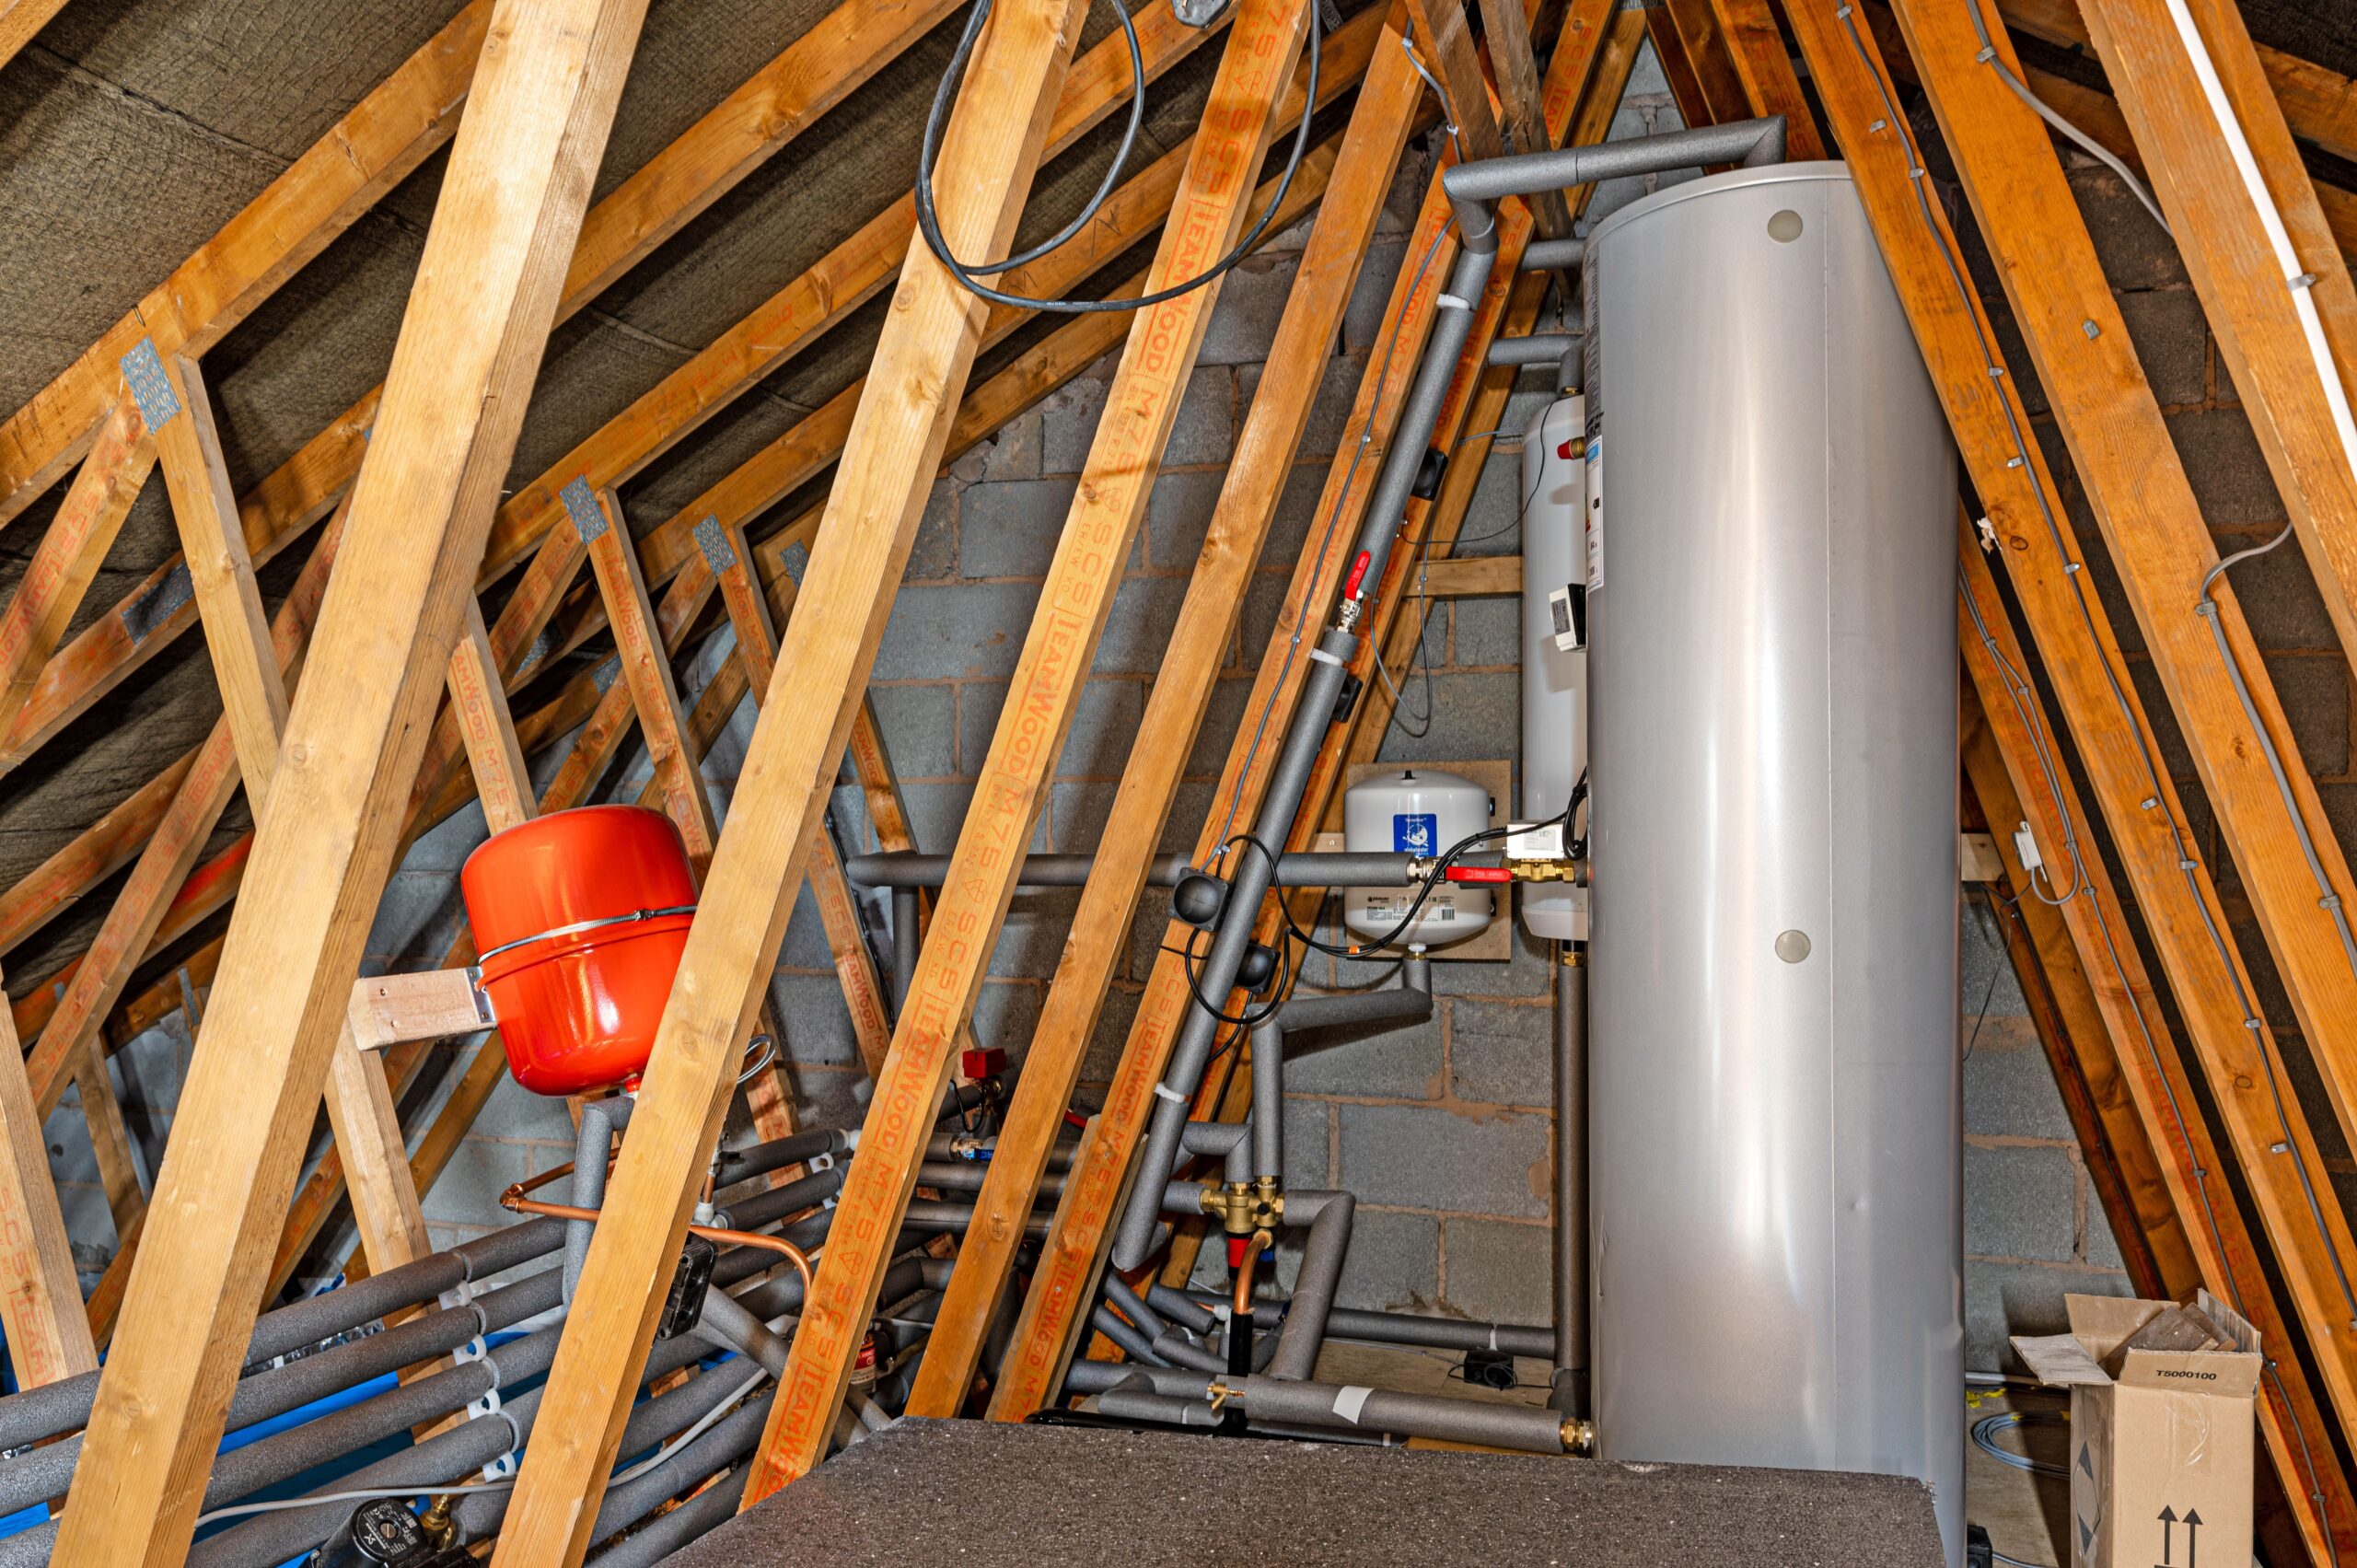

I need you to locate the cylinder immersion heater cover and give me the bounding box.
[460,805,699,1097]
[1342,769,1492,949]
[1585,165,1963,1561]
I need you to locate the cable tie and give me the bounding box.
[1153,1082,1188,1104]
[1307,645,1344,667]
[1435,293,1471,312]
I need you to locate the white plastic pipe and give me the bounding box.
[2157,0,2357,513]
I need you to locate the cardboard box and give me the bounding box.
[2010,1292,2261,1568]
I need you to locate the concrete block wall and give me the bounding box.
[44,45,2179,1385]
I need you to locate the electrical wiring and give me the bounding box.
[914,0,1321,314]
[1826,0,2348,1545]
[1957,0,2168,233]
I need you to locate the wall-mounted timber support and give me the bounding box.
[487,2,1092,1556]
[153,353,287,790]
[992,0,1637,1416]
[2072,0,2357,681]
[0,961,97,1388]
[444,598,535,837]
[909,0,1423,1422]
[1787,0,2357,1553]
[52,0,654,1555]
[702,517,897,1080]
[577,486,801,1145]
[0,396,155,738]
[756,0,1314,1487]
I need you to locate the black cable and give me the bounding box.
[1178,907,1293,1028]
[913,0,1322,314]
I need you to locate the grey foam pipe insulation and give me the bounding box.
[0,1154,849,1562]
[0,1215,566,1454]
[846,850,1427,889]
[1109,110,1785,1280]
[183,1228,913,1568]
[586,1466,748,1568]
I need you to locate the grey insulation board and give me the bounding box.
[656,1417,1945,1566]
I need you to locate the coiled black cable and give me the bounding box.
[913,0,1322,314]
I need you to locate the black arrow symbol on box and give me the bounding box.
[2156,1504,2178,1567]
[2184,1508,2202,1568]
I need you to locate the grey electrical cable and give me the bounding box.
[1822,0,2345,1544]
[1958,0,2170,234]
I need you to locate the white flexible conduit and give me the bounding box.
[2156,0,2357,493]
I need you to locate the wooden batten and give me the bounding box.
[1789,0,2357,1552]
[52,0,655,1554]
[486,4,1094,1557]
[909,0,1424,1423]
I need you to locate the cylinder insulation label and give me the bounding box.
[1585,438,1604,591]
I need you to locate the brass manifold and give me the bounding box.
[1504,855,1587,884]
[1197,1176,1283,1237]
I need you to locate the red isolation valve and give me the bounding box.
[961,1046,1008,1082]
[1446,865,1514,884]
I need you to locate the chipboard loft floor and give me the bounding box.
[661,1417,1945,1566]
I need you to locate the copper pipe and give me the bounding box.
[498,1190,815,1297]
[507,1161,575,1198]
[1233,1227,1274,1319]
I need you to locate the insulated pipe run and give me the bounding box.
[1519,234,1585,273]
[1487,332,1581,366]
[1251,1018,1283,1180]
[892,885,920,1016]
[1269,1190,1354,1380]
[847,850,1426,889]
[565,1094,632,1303]
[1440,116,1787,231]
[1175,1290,1552,1358]
[1113,120,1784,1278]
[1231,1375,1574,1454]
[1552,944,1589,1416]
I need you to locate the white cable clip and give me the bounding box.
[2013,820,2043,875]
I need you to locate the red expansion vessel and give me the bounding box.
[460,805,699,1097]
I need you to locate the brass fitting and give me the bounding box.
[1505,856,1588,885]
[1198,1177,1283,1236]
[419,1495,456,1549]
[1560,1416,1596,1456]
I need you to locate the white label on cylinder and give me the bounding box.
[1585,437,1604,590]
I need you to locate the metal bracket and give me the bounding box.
[120,339,181,430]
[692,513,737,576]
[560,475,608,542]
